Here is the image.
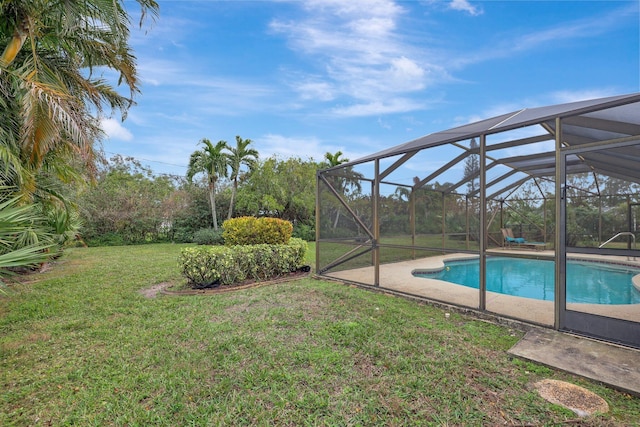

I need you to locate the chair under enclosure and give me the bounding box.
[501,228,546,250]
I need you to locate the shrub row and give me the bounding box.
[179,238,308,288]
[222,216,293,245]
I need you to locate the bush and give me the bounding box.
[222,216,293,246]
[85,232,125,247]
[171,227,194,243]
[179,238,308,288]
[193,228,224,245]
[292,223,315,241]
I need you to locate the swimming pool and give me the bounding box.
[413,257,640,304]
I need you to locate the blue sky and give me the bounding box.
[101,0,640,178]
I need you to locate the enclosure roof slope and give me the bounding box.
[339,93,640,169]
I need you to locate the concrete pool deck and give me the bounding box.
[324,250,640,325]
[322,250,640,395]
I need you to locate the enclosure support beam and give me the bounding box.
[543,199,547,244]
[502,200,546,236]
[486,133,554,152]
[319,174,374,240]
[315,173,321,273]
[373,159,380,286]
[414,152,469,190]
[468,168,519,198]
[479,134,487,311]
[441,192,446,251]
[500,201,504,245]
[465,195,470,250]
[487,176,530,201]
[318,245,374,274]
[627,194,635,251]
[598,197,603,245]
[554,117,567,330]
[410,190,416,259]
[379,151,417,181]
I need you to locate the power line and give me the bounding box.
[104,151,188,169]
[101,151,189,180]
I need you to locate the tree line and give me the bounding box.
[76,149,348,246]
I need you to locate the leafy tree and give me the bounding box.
[236,156,317,226]
[171,182,226,243]
[186,139,229,230]
[78,156,175,245]
[226,135,258,220]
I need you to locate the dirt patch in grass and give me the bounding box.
[139,282,173,298]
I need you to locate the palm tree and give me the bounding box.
[187,139,229,230]
[321,151,365,230]
[0,0,159,200]
[226,135,258,220]
[0,193,53,290]
[0,0,158,268]
[323,151,347,168]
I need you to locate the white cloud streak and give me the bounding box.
[257,133,332,161]
[270,0,447,117]
[449,0,483,16]
[449,3,637,69]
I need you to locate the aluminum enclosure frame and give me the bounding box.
[316,93,640,349]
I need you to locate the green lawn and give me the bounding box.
[1,243,639,426]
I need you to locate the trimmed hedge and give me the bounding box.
[222,216,293,246]
[179,238,308,288]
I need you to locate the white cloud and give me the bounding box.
[388,56,426,91]
[449,0,483,16]
[270,0,441,116]
[255,133,375,163]
[548,88,621,105]
[304,0,403,20]
[511,4,636,53]
[292,80,336,101]
[349,16,396,37]
[100,118,133,141]
[450,4,635,69]
[377,117,391,130]
[331,98,425,117]
[257,133,329,161]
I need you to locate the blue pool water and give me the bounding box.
[413,257,640,304]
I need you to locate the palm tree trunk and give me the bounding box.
[333,209,341,230]
[228,179,238,220]
[208,184,218,230]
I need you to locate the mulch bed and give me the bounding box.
[140,269,311,298]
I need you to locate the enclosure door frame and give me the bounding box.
[557,122,640,348]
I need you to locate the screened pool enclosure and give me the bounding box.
[316,93,640,349]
